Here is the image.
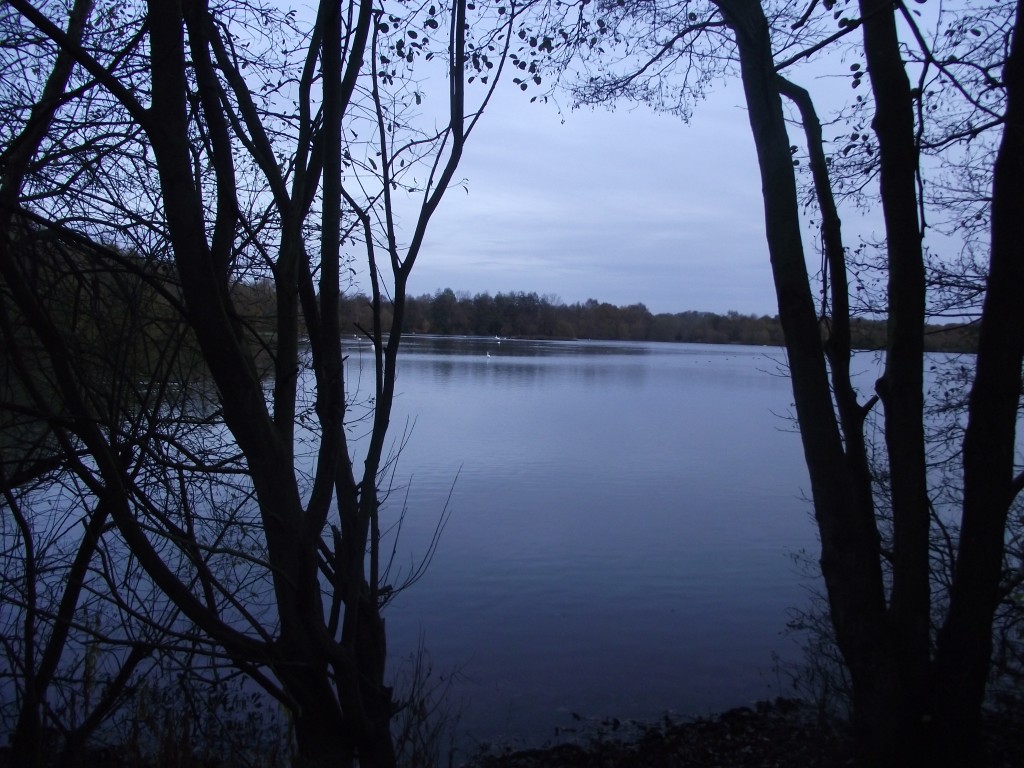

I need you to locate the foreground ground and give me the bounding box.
[468,698,1024,768]
[5,698,1020,766]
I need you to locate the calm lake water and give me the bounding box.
[355,336,828,748]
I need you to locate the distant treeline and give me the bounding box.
[334,288,979,353]
[27,265,973,354]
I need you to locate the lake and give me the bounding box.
[354,336,830,749]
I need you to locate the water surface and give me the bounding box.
[359,337,823,746]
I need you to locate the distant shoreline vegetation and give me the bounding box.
[335,288,979,353]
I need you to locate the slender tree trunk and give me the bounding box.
[857,5,932,741]
[351,591,397,768]
[5,0,477,764]
[714,2,912,763]
[933,1,1024,761]
[776,76,876,505]
[1,4,96,764]
[280,666,355,768]
[9,501,110,768]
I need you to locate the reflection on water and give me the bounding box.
[366,337,823,746]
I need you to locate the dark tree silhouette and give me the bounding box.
[0,1,519,765]
[532,0,1024,763]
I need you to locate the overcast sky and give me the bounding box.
[342,4,956,319]
[410,79,784,316]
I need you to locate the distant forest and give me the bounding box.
[327,287,979,353]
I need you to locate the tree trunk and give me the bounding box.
[284,670,355,768]
[2,0,483,763]
[736,1,1024,762]
[857,4,932,741]
[933,1,1024,762]
[715,1,913,763]
[776,75,877,520]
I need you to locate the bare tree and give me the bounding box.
[531,0,1024,763]
[0,0,518,765]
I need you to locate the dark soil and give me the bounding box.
[466,698,1024,768]
[466,699,851,768]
